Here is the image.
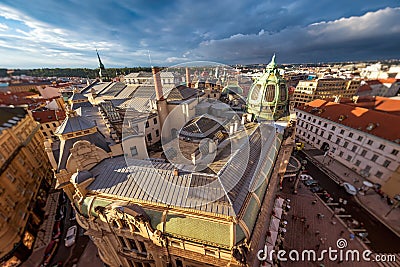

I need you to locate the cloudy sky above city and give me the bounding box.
[0,0,399,68]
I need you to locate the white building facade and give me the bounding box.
[295,101,400,188]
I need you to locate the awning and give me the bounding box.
[269,217,280,232]
[266,230,278,245]
[273,207,283,219]
[274,197,284,209]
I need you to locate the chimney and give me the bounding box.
[185,67,191,87]
[152,67,164,101]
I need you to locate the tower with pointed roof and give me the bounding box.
[246,54,289,121]
[52,109,112,200]
[97,50,106,82]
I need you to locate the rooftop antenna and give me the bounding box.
[147,50,153,67]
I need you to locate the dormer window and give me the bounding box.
[338,115,346,121]
[366,122,378,131]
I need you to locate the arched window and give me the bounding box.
[265,84,275,102]
[280,84,287,101]
[250,84,261,101]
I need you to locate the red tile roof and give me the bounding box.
[297,99,400,143]
[344,96,400,116]
[357,84,372,92]
[31,109,66,123]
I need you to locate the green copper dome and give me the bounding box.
[246,54,289,121]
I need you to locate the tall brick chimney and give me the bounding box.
[152,67,164,101]
[185,67,191,88]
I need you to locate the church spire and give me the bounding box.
[96,49,105,70]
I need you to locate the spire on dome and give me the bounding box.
[267,53,276,69]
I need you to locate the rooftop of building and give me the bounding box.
[31,109,66,123]
[296,98,400,143]
[55,110,96,135]
[0,107,27,132]
[85,121,281,218]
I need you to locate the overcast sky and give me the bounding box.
[0,0,399,68]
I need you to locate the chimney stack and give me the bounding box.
[185,67,191,87]
[152,67,164,101]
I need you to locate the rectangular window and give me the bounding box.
[357,136,363,141]
[153,118,158,125]
[365,165,371,172]
[328,134,332,140]
[346,155,352,161]
[324,123,327,128]
[335,138,341,145]
[376,171,383,178]
[130,146,138,156]
[383,160,391,168]
[138,241,147,253]
[371,154,378,162]
[128,239,138,250]
[339,151,344,157]
[351,145,357,152]
[391,149,399,156]
[361,150,367,157]
[118,236,129,249]
[318,121,321,125]
[340,129,345,135]
[6,173,15,183]
[367,140,373,145]
[145,121,149,128]
[379,144,386,150]
[155,129,159,137]
[317,139,321,145]
[355,160,361,166]
[52,122,57,127]
[147,133,152,142]
[331,126,336,131]
[348,132,353,138]
[343,141,349,148]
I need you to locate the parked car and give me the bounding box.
[343,182,357,196]
[51,261,63,267]
[52,220,61,239]
[300,174,313,181]
[43,239,59,266]
[310,186,323,193]
[65,225,77,247]
[304,179,318,186]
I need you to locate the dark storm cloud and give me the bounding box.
[0,0,399,67]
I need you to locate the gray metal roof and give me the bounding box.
[0,107,26,133]
[71,101,93,110]
[70,92,88,101]
[97,82,127,97]
[115,85,140,98]
[86,123,280,217]
[57,131,111,171]
[55,115,96,135]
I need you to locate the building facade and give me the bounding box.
[295,99,400,197]
[292,78,360,107]
[49,58,295,267]
[0,107,53,266]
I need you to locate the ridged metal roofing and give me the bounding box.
[87,123,281,217]
[55,115,96,135]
